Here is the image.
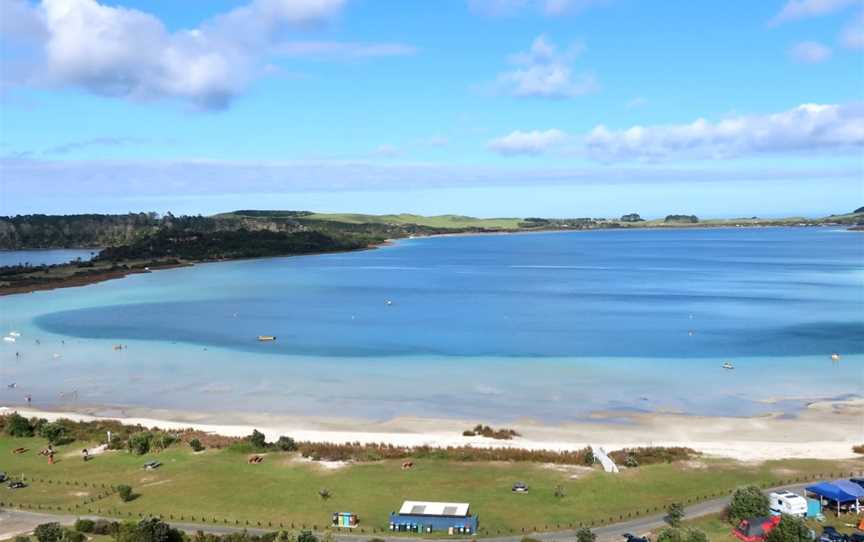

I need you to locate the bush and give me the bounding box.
[6,413,35,437]
[189,439,205,452]
[39,423,68,445]
[117,484,134,502]
[624,454,639,468]
[276,436,297,452]
[319,488,332,500]
[91,520,117,536]
[685,529,709,542]
[117,518,183,542]
[666,502,685,527]
[728,485,769,522]
[248,429,267,450]
[297,532,317,542]
[14,536,31,542]
[584,450,596,465]
[656,529,683,542]
[521,538,542,542]
[576,527,596,542]
[74,519,95,533]
[34,523,64,542]
[63,530,85,542]
[853,443,864,454]
[128,432,153,455]
[765,515,810,542]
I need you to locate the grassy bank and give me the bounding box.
[0,436,860,536]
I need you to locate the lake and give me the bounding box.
[1,227,861,422]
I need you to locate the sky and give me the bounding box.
[0,0,862,218]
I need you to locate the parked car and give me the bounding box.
[8,480,26,489]
[820,527,848,542]
[623,534,650,542]
[142,460,162,470]
[512,481,529,493]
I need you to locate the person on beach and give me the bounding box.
[26,394,31,406]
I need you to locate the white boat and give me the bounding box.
[831,353,841,361]
[722,361,734,370]
[3,337,15,343]
[8,332,20,337]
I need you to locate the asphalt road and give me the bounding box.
[0,483,812,542]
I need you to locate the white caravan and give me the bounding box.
[769,491,808,516]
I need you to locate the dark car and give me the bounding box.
[8,480,26,489]
[820,527,848,542]
[623,534,650,542]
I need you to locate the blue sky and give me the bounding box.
[0,0,862,217]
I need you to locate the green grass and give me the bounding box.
[304,213,524,230]
[1,437,860,536]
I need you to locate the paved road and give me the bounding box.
[0,483,811,542]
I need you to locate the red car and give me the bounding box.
[733,516,781,542]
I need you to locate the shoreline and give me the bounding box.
[2,398,861,462]
[0,223,849,297]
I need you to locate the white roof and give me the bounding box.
[398,501,470,517]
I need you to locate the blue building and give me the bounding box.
[389,501,478,535]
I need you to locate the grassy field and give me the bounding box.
[1,437,861,536]
[304,213,524,230]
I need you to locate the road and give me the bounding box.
[0,483,811,542]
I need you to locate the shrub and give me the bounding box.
[624,454,639,468]
[576,527,596,542]
[853,443,864,454]
[765,515,809,542]
[462,430,475,436]
[117,484,134,502]
[666,502,685,527]
[14,536,31,542]
[63,530,85,542]
[119,518,183,542]
[319,488,332,500]
[685,529,709,542]
[276,436,297,452]
[34,523,64,542]
[584,450,596,465]
[248,429,267,450]
[554,485,565,498]
[656,529,683,542]
[91,520,117,536]
[5,413,35,437]
[297,532,317,542]
[521,538,542,542]
[127,432,153,455]
[189,439,205,452]
[728,485,769,522]
[74,519,95,533]
[39,423,68,445]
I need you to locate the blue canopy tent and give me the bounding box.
[806,481,862,515]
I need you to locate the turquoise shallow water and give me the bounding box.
[0,227,861,422]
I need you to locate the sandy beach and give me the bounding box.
[2,398,861,462]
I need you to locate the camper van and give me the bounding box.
[769,491,808,516]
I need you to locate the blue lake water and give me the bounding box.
[0,249,98,267]
[0,228,862,422]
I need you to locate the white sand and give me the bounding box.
[2,398,861,462]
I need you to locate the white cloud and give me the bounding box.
[494,35,597,99]
[841,10,864,48]
[275,41,417,59]
[789,40,833,62]
[488,129,567,155]
[0,0,380,109]
[626,96,647,109]
[468,0,607,16]
[372,144,401,158]
[583,103,864,161]
[769,0,860,24]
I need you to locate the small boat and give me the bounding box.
[722,361,734,370]
[113,344,123,351]
[3,337,15,343]
[385,299,393,306]
[831,353,841,362]
[52,353,61,359]
[8,332,20,337]
[257,335,277,342]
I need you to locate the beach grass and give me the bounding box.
[0,437,861,535]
